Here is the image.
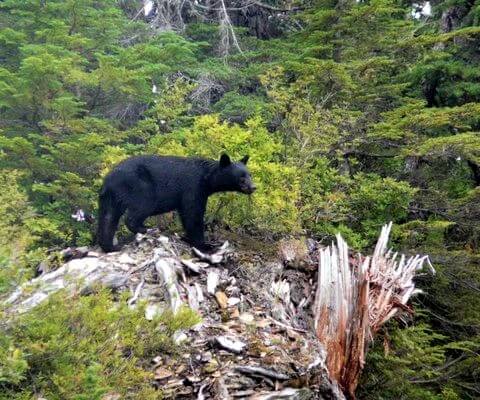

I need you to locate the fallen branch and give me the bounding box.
[128,276,145,306]
[234,365,290,381]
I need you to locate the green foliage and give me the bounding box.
[300,159,415,248]
[0,169,43,295]
[213,92,271,123]
[0,290,200,399]
[415,133,480,165]
[358,322,452,400]
[393,220,454,250]
[73,364,109,400]
[1,0,480,398]
[359,312,480,400]
[0,170,35,253]
[0,336,28,386]
[348,173,416,241]
[370,102,480,143]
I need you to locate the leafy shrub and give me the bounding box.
[0,290,200,400]
[301,158,416,249]
[348,173,416,242]
[392,220,454,250]
[358,322,451,400]
[213,92,272,124]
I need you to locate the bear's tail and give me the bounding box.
[97,187,123,253]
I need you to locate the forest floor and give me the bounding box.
[4,230,344,400]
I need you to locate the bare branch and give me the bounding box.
[218,0,243,57]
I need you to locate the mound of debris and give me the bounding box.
[4,223,433,399]
[4,230,344,400]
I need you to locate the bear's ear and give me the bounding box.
[240,155,249,165]
[219,153,231,168]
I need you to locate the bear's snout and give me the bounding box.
[242,183,256,194]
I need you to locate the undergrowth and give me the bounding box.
[0,289,200,399]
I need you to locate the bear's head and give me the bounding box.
[209,153,256,194]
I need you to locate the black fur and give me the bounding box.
[97,154,255,252]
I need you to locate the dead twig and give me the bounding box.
[128,276,146,306]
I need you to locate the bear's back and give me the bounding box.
[103,155,214,195]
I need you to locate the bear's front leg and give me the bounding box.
[125,208,149,234]
[179,195,209,251]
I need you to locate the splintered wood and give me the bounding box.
[313,222,433,399]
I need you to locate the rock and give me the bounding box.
[215,335,247,353]
[118,253,135,264]
[145,304,163,320]
[158,235,169,244]
[239,312,255,325]
[60,246,89,262]
[173,331,188,344]
[228,297,241,307]
[215,291,229,309]
[154,367,173,380]
[74,246,90,256]
[100,273,128,291]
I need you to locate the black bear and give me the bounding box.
[97,154,256,252]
